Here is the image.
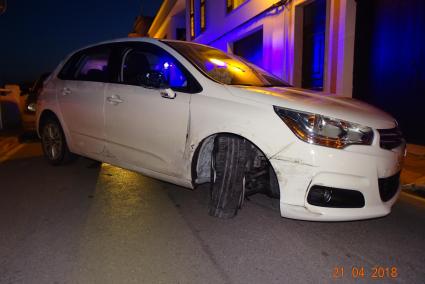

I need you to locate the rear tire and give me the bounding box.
[40,118,75,165]
[209,135,247,218]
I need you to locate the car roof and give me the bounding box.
[70,37,162,54]
[70,37,216,56]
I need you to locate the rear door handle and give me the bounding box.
[62,87,72,96]
[106,95,124,105]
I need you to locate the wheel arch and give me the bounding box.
[37,109,73,151]
[37,109,60,134]
[190,132,280,197]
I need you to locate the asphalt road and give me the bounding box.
[1,141,425,283]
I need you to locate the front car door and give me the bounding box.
[104,42,198,178]
[57,45,112,159]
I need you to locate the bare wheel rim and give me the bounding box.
[42,123,63,160]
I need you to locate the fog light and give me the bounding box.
[307,185,365,208]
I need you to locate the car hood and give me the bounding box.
[227,86,396,129]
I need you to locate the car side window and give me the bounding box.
[58,47,112,82]
[120,45,188,91]
[74,48,111,82]
[58,53,82,80]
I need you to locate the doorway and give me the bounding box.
[301,0,326,90]
[233,29,264,68]
[353,0,425,144]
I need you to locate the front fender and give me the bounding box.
[185,90,298,181]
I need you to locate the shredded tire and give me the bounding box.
[209,135,247,218]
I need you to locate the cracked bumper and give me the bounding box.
[269,141,405,221]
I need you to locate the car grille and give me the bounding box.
[377,127,404,150]
[378,171,400,202]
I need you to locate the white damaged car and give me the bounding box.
[36,38,406,221]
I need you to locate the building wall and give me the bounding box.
[185,0,356,96]
[188,0,277,45]
[148,0,186,39]
[150,0,357,97]
[193,1,288,81]
[167,11,186,39]
[353,0,425,144]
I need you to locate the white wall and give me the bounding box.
[178,0,358,97]
[188,0,278,44]
[149,0,186,39]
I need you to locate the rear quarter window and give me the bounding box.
[74,50,111,82]
[57,53,82,80]
[57,46,112,83]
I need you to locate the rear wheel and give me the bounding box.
[40,118,75,165]
[209,135,247,218]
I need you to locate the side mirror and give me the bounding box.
[144,71,169,89]
[143,71,176,99]
[146,71,176,99]
[160,88,177,99]
[27,102,37,112]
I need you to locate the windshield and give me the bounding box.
[163,41,291,88]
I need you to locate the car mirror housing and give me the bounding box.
[160,88,176,99]
[144,71,169,89]
[27,102,37,112]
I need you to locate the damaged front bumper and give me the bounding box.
[269,141,405,221]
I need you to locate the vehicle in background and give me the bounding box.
[0,84,24,130]
[22,72,51,131]
[0,73,50,132]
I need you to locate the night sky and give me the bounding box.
[0,0,163,85]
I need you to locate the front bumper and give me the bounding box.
[269,139,406,221]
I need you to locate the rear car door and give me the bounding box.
[57,45,112,158]
[104,42,196,177]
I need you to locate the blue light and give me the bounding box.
[155,57,187,88]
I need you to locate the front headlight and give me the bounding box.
[274,106,374,149]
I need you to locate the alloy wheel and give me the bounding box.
[42,123,63,161]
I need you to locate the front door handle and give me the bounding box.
[62,87,72,96]
[107,95,124,105]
